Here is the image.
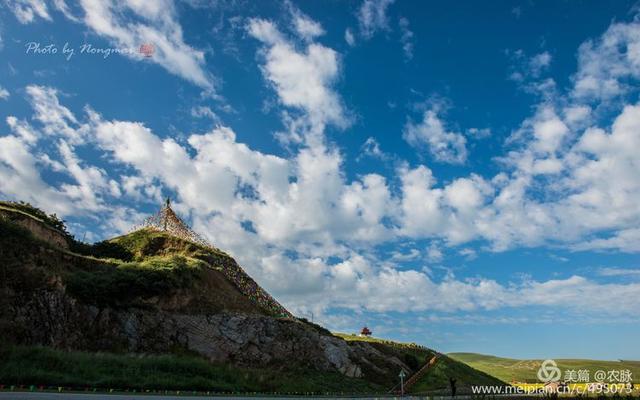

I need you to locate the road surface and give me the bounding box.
[0,393,483,400]
[0,393,406,400]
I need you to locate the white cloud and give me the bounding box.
[359,136,388,160]
[7,0,51,23]
[572,18,640,102]
[52,0,79,22]
[507,50,554,89]
[597,267,640,277]
[0,135,70,215]
[426,242,443,262]
[398,17,413,61]
[190,105,219,122]
[288,5,325,41]
[1,88,143,227]
[529,51,552,76]
[466,127,491,139]
[25,85,85,144]
[74,0,213,89]
[344,28,355,47]
[248,17,349,142]
[459,248,477,260]
[403,109,468,164]
[6,116,38,144]
[7,1,213,89]
[357,0,395,39]
[563,105,591,127]
[0,86,9,100]
[390,248,421,262]
[56,139,111,211]
[572,229,640,253]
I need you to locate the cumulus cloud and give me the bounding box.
[572,17,640,102]
[0,134,70,214]
[507,49,554,89]
[247,17,349,143]
[403,109,468,164]
[25,85,85,143]
[1,86,142,232]
[2,80,640,318]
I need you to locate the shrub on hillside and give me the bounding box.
[0,201,70,237]
[65,255,206,308]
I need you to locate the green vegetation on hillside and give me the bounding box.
[0,216,206,309]
[0,201,508,395]
[333,332,425,348]
[333,334,505,393]
[66,255,207,308]
[410,354,505,393]
[105,228,232,262]
[449,352,640,383]
[0,201,70,237]
[0,345,379,394]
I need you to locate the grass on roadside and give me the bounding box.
[0,345,382,394]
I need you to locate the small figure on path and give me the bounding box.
[449,377,457,397]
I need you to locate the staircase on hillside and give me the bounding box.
[389,355,438,395]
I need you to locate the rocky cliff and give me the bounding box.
[0,203,413,389]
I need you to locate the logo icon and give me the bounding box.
[139,43,155,58]
[537,359,562,383]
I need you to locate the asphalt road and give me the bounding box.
[0,394,489,400]
[0,393,404,400]
[0,394,312,400]
[0,394,309,400]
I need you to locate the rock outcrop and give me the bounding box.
[0,210,411,387]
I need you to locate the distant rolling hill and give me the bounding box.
[448,352,640,383]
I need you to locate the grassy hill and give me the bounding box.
[334,334,505,393]
[0,200,506,394]
[449,352,640,383]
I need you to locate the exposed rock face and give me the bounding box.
[4,284,405,379]
[0,216,411,385]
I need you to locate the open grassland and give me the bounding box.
[449,352,640,384]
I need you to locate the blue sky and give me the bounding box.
[1,0,639,360]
